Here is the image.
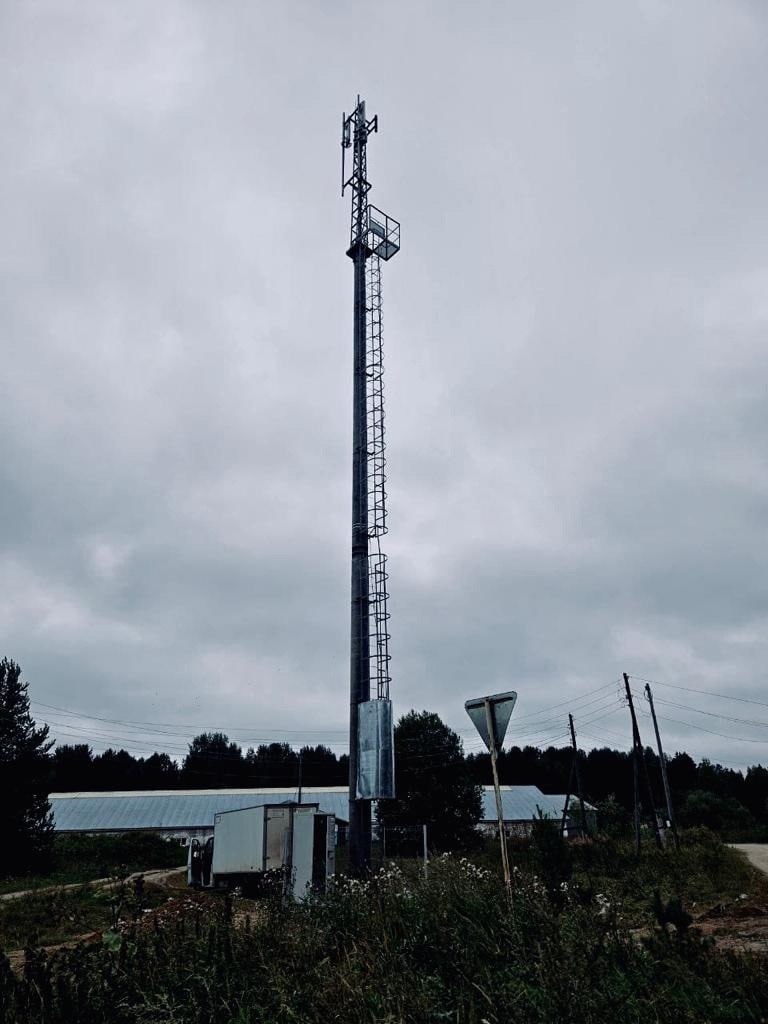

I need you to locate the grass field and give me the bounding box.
[505,824,761,925]
[0,877,176,949]
[0,833,186,896]
[1,829,767,1023]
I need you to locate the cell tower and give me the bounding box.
[341,97,400,873]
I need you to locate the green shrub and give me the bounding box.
[679,790,756,834]
[0,833,186,895]
[529,815,572,892]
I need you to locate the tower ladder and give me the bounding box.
[365,252,391,700]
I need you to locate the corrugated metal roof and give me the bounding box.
[50,785,566,832]
[50,789,350,832]
[480,786,564,822]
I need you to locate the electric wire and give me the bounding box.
[628,686,768,744]
[648,696,768,731]
[507,680,620,723]
[628,675,768,711]
[34,679,622,752]
[41,676,764,771]
[635,706,768,744]
[31,700,349,737]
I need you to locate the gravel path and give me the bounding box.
[730,844,768,877]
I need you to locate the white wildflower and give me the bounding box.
[595,893,611,919]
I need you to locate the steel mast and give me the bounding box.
[342,97,400,873]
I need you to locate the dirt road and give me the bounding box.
[730,844,768,877]
[2,868,188,973]
[0,867,184,903]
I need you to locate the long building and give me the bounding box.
[49,785,577,844]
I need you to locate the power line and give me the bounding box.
[570,698,622,721]
[35,679,622,753]
[649,696,768,731]
[636,706,768,745]
[628,675,768,711]
[32,700,349,737]
[629,686,768,740]
[576,720,633,744]
[507,693,621,734]
[509,680,620,724]
[40,697,489,752]
[578,730,620,747]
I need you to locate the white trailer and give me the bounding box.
[190,802,334,897]
[290,812,335,899]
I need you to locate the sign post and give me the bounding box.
[465,691,517,894]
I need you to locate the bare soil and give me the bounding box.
[693,853,768,954]
[4,867,189,972]
[696,900,768,954]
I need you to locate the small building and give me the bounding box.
[478,785,569,836]
[550,794,598,836]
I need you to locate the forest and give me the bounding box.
[47,731,768,838]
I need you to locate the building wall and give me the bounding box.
[479,821,549,838]
[57,826,214,846]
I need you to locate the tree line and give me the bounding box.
[51,735,348,791]
[47,718,768,836]
[466,745,768,836]
[3,656,768,877]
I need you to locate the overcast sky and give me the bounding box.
[2,1,767,770]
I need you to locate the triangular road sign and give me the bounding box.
[465,691,517,751]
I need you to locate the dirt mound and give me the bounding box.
[130,890,224,932]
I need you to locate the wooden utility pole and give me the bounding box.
[631,722,641,855]
[485,697,512,894]
[645,683,679,850]
[560,760,575,838]
[623,673,663,851]
[568,714,591,839]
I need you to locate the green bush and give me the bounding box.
[529,816,572,892]
[54,832,187,875]
[0,833,186,894]
[679,790,756,834]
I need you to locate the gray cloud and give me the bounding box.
[1,0,767,769]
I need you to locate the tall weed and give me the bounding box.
[0,851,766,1023]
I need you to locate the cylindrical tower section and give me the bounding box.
[342,98,399,874]
[349,237,371,872]
[347,99,372,873]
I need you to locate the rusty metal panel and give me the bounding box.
[265,807,290,870]
[357,698,395,799]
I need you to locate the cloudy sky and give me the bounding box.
[2,1,767,770]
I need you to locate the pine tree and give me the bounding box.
[181,732,244,788]
[378,710,483,851]
[0,658,54,875]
